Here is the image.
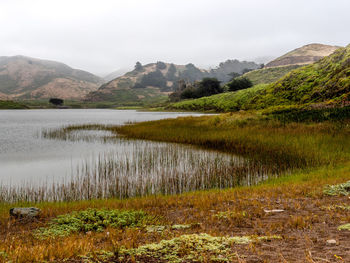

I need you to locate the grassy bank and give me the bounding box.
[0,100,27,109]
[113,114,350,168]
[1,113,350,262]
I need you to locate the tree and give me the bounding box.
[134,61,143,71]
[166,63,177,81]
[226,77,253,92]
[169,79,187,102]
[156,61,167,70]
[228,72,241,79]
[242,68,253,74]
[49,98,64,106]
[140,69,167,89]
[195,78,222,97]
[132,83,146,89]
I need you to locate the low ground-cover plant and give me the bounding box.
[35,209,153,239]
[117,233,281,262]
[323,180,350,196]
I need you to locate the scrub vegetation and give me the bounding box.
[0,100,27,109]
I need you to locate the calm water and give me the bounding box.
[0,109,205,186]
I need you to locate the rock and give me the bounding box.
[9,207,41,219]
[264,209,284,213]
[326,239,337,245]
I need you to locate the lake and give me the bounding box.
[0,109,276,202]
[0,109,204,186]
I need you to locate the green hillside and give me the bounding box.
[249,45,349,109]
[170,45,349,112]
[244,65,301,85]
[169,84,267,112]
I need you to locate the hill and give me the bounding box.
[169,44,349,112]
[86,60,259,104]
[265,43,340,68]
[242,44,342,86]
[250,44,349,109]
[0,56,103,100]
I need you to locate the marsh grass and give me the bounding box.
[0,140,280,203]
[4,114,348,203]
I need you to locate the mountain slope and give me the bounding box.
[0,56,103,100]
[243,65,302,85]
[250,44,349,108]
[87,60,259,104]
[265,43,340,68]
[169,44,349,112]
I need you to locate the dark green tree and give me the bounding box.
[140,69,167,88]
[166,63,177,81]
[49,98,64,106]
[227,77,253,92]
[156,61,167,70]
[134,62,143,71]
[195,78,223,97]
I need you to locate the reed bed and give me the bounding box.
[0,141,281,203]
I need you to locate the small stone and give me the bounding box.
[264,209,284,213]
[326,239,337,245]
[9,207,41,219]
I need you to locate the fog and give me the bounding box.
[0,0,349,75]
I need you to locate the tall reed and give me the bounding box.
[0,142,282,203]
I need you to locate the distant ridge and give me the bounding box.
[86,60,259,104]
[0,55,103,100]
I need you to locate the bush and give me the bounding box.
[49,98,64,106]
[226,77,253,92]
[195,78,222,97]
[35,209,152,239]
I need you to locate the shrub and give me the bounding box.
[226,77,253,92]
[35,209,152,239]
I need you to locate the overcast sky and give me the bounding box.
[0,0,349,76]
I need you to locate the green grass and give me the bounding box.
[243,65,301,85]
[0,100,27,109]
[87,87,168,106]
[114,114,350,169]
[169,84,267,112]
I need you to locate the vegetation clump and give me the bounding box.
[338,224,350,231]
[118,233,281,262]
[0,100,27,109]
[226,76,252,92]
[323,181,350,196]
[170,77,223,102]
[35,209,152,239]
